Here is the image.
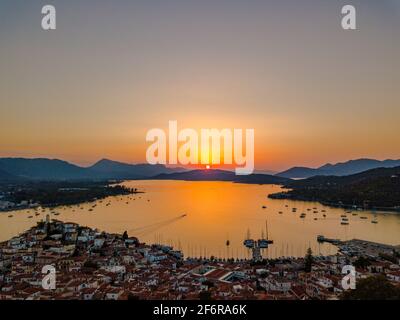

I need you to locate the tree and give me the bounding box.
[341,275,400,300]
[304,248,313,272]
[122,231,128,240]
[353,256,371,269]
[199,291,212,300]
[127,293,140,300]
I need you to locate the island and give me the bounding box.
[0,181,140,212]
[268,166,400,212]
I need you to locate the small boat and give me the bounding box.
[28,216,33,219]
[8,215,13,218]
[300,213,306,219]
[340,214,347,218]
[360,216,368,220]
[88,209,93,212]
[35,213,40,216]
[258,239,269,248]
[54,212,60,216]
[371,219,378,224]
[243,239,255,248]
[341,222,349,225]
[321,209,326,213]
[244,229,255,248]
[352,213,358,216]
[262,206,267,209]
[257,221,273,248]
[323,214,326,217]
[314,218,318,221]
[278,211,283,214]
[342,218,349,222]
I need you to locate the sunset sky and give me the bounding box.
[1,0,399,171]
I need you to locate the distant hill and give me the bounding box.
[151,169,291,184]
[89,159,186,179]
[0,158,91,180]
[276,159,400,179]
[0,158,186,181]
[276,167,327,179]
[270,166,400,209]
[0,168,20,182]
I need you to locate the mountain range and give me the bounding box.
[0,158,185,181]
[276,159,400,179]
[1,157,400,183]
[152,169,290,184]
[274,166,400,209]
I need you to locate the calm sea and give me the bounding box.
[1,180,400,259]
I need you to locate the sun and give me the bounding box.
[205,165,211,170]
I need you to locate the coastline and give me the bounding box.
[0,180,142,213]
[268,192,400,213]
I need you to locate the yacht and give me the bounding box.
[243,229,254,248]
[258,239,269,248]
[243,239,255,248]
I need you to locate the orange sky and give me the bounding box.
[1,1,399,171]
